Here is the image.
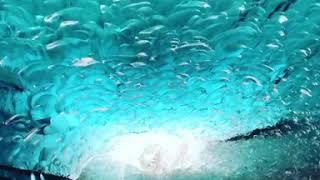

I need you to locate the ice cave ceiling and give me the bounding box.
[0,0,319,179]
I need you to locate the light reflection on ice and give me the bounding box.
[79,129,220,179]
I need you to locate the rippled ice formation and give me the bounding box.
[0,0,320,179]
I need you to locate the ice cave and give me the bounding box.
[0,0,320,179]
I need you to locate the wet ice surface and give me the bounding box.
[0,0,320,179]
[79,125,320,180]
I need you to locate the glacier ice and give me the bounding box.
[0,0,319,179]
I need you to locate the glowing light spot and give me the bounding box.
[278,15,288,24]
[90,130,214,177]
[73,57,98,67]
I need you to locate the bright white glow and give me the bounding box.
[278,15,288,24]
[73,57,98,67]
[99,129,215,176]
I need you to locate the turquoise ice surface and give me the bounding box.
[0,0,319,179]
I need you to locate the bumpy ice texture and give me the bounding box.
[0,0,319,179]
